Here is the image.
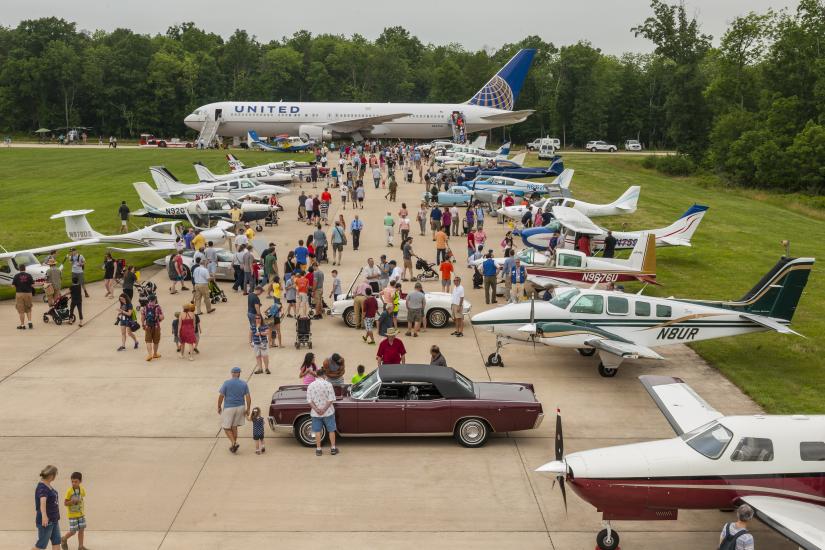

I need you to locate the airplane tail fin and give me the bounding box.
[495,142,511,158]
[470,135,487,149]
[509,152,527,166]
[547,156,564,175]
[465,48,537,110]
[552,168,574,190]
[248,130,277,151]
[149,166,184,194]
[726,257,815,321]
[193,162,217,182]
[133,182,173,210]
[628,233,656,273]
[226,153,246,171]
[656,204,709,247]
[610,185,641,212]
[49,209,103,240]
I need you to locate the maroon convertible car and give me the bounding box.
[268,364,544,448]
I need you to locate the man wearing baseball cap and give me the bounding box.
[217,366,251,453]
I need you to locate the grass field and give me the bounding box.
[0,147,310,298]
[0,147,822,414]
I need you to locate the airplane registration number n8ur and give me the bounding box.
[656,327,699,340]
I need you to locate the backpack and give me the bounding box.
[145,305,159,327]
[718,523,748,550]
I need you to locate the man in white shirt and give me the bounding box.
[191,258,215,315]
[233,232,248,253]
[306,369,339,456]
[450,276,465,337]
[449,206,460,236]
[363,257,382,293]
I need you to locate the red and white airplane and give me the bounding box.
[537,376,825,550]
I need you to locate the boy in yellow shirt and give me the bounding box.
[61,471,87,550]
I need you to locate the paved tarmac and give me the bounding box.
[0,155,791,549]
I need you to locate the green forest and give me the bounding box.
[1,0,824,192]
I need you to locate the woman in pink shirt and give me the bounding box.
[299,352,318,384]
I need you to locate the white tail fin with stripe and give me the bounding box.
[627,232,656,272]
[49,210,103,241]
[133,182,174,210]
[610,186,640,213]
[193,163,218,182]
[470,135,487,149]
[226,153,245,171]
[149,166,184,195]
[551,169,574,190]
[655,204,709,247]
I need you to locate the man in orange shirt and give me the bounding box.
[434,227,449,264]
[439,256,454,292]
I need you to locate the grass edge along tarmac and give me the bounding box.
[0,147,822,414]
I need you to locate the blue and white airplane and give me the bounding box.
[519,204,709,252]
[248,131,315,152]
[468,169,574,198]
[462,155,565,180]
[185,49,537,141]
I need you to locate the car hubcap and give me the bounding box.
[462,421,484,442]
[430,310,447,327]
[301,421,318,443]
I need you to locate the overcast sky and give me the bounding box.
[3,0,799,54]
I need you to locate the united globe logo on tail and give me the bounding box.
[466,48,536,111]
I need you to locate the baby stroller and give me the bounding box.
[415,257,438,281]
[42,294,75,325]
[209,280,227,304]
[295,316,312,349]
[135,281,157,308]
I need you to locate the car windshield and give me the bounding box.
[351,369,380,399]
[682,421,733,459]
[550,288,580,309]
[454,370,474,396]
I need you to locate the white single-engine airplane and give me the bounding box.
[149,167,289,201]
[471,255,814,376]
[519,203,709,252]
[193,161,292,185]
[500,185,640,220]
[132,182,270,225]
[185,49,537,141]
[537,376,825,550]
[50,209,233,253]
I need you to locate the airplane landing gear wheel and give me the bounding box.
[486,352,503,367]
[596,528,619,550]
[255,224,263,232]
[577,348,596,357]
[598,363,618,378]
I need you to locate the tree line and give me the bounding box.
[0,1,824,192]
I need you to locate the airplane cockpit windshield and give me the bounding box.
[153,223,174,235]
[203,198,233,211]
[13,252,39,268]
[549,288,580,309]
[239,179,256,189]
[681,421,733,459]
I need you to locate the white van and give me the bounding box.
[538,142,556,160]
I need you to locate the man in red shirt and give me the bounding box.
[376,328,406,366]
[577,234,591,256]
[439,257,454,293]
[321,188,332,203]
[503,194,515,207]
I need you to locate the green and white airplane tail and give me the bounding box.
[727,256,815,321]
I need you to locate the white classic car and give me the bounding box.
[330,269,472,329]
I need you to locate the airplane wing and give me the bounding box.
[480,109,535,124]
[585,339,664,361]
[739,496,825,550]
[326,113,412,134]
[739,312,801,336]
[0,239,101,259]
[639,375,723,435]
[106,246,172,253]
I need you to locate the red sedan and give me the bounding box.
[268,364,544,448]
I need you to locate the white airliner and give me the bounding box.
[184,49,537,142]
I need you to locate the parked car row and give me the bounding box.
[527,138,644,152]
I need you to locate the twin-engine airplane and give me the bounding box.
[519,203,709,252]
[50,209,232,254]
[471,255,814,375]
[462,155,565,181]
[537,375,825,550]
[132,182,270,225]
[193,158,292,185]
[149,166,289,201]
[501,185,640,220]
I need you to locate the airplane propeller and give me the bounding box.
[535,409,568,515]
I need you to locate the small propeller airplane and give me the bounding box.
[519,203,709,252]
[441,140,509,158]
[50,209,233,253]
[149,166,289,201]
[434,143,511,166]
[474,233,658,289]
[537,375,825,550]
[131,182,271,225]
[468,169,573,198]
[470,255,814,376]
[500,185,640,220]
[193,158,293,185]
[225,153,312,173]
[247,130,315,153]
[462,155,565,181]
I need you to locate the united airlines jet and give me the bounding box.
[184,49,536,142]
